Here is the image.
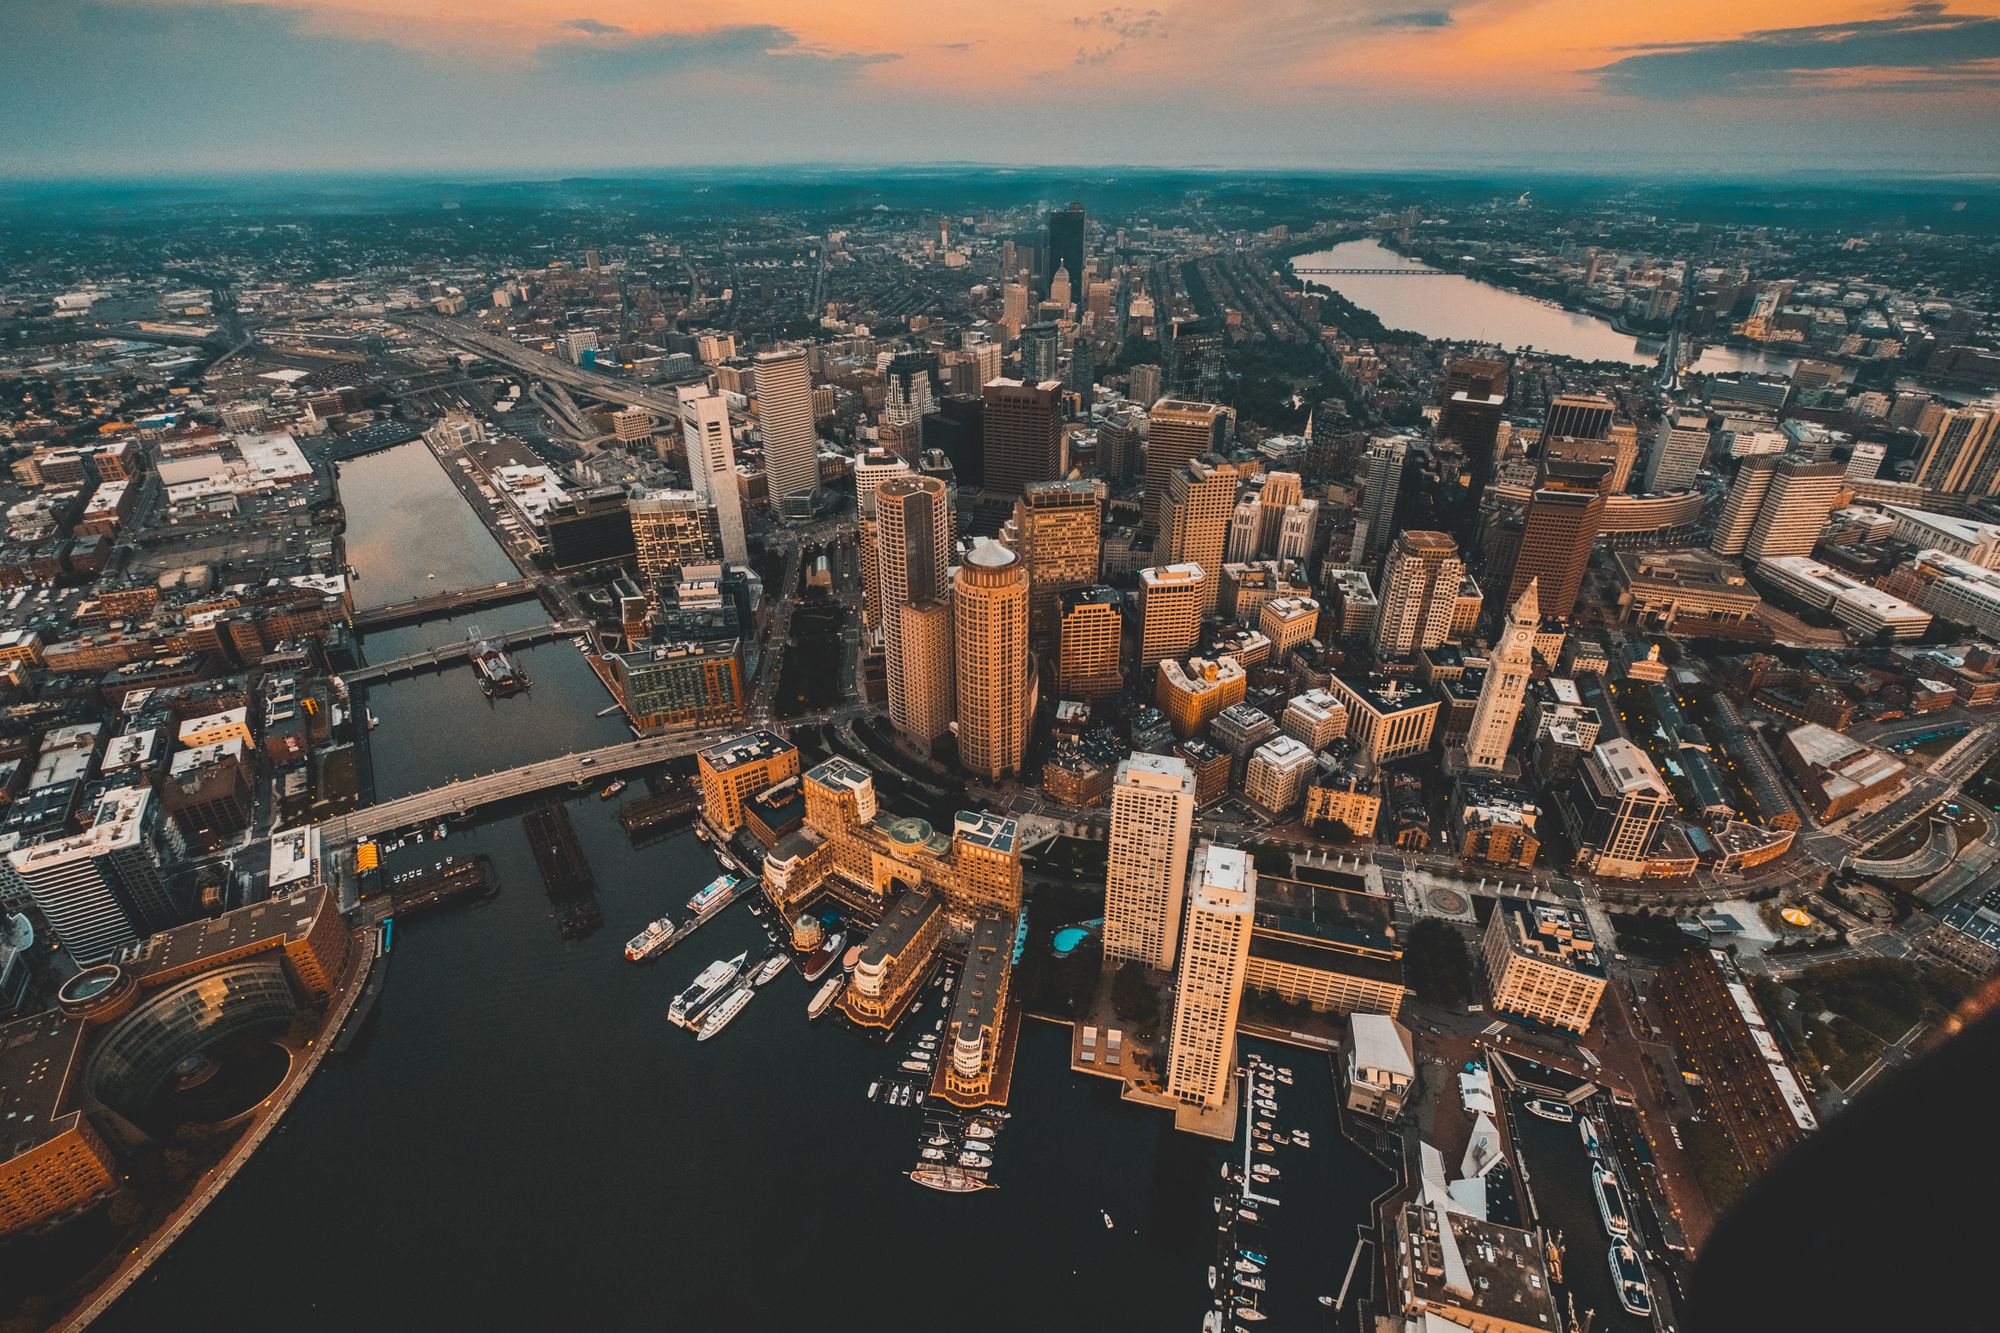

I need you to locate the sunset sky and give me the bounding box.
[3,0,1997,176]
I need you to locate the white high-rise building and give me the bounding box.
[1276,500,1319,564]
[677,386,747,565]
[1373,530,1464,658]
[1645,413,1710,494]
[1465,580,1538,771]
[854,448,912,520]
[756,349,820,514]
[1167,843,1255,1112]
[1104,755,1197,970]
[6,787,173,965]
[1744,457,1844,560]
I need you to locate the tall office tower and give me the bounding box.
[1049,264,1074,312]
[1096,406,1143,481]
[1646,412,1712,494]
[1744,456,1844,560]
[923,394,985,487]
[1104,754,1197,970]
[1019,322,1062,384]
[1001,281,1031,336]
[1444,352,1510,401]
[967,338,1003,388]
[883,351,940,435]
[1506,461,1609,622]
[1168,320,1224,401]
[1056,586,1123,700]
[1255,472,1303,554]
[854,447,912,520]
[1711,454,1779,556]
[1372,530,1465,658]
[676,386,747,566]
[1139,564,1205,664]
[1128,363,1163,408]
[1144,399,1226,528]
[1539,393,1617,446]
[1226,498,1261,564]
[1357,437,1408,564]
[1047,201,1086,300]
[1277,500,1319,565]
[1167,843,1255,1112]
[982,378,1065,497]
[1544,432,1637,495]
[630,490,724,585]
[1011,479,1105,649]
[1068,337,1095,411]
[1465,580,1538,771]
[1305,402,1358,483]
[1912,408,2000,494]
[954,539,1031,781]
[898,598,956,744]
[1155,457,1240,611]
[755,349,819,516]
[879,476,954,742]
[7,787,176,964]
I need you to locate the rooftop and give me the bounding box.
[0,1012,90,1160]
[699,728,796,772]
[121,886,334,981]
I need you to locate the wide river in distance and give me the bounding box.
[1293,237,1797,376]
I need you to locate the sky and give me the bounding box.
[1,0,1997,178]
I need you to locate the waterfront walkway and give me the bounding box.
[55,932,378,1333]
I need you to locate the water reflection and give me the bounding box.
[339,443,518,609]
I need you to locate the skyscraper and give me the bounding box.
[1139,564,1205,664]
[1743,456,1844,560]
[1104,754,1197,971]
[1539,392,1617,446]
[1645,412,1712,494]
[879,475,954,743]
[630,490,723,586]
[6,787,175,965]
[954,539,1031,781]
[1019,322,1062,384]
[1167,843,1255,1112]
[1373,530,1464,658]
[1506,460,1609,623]
[1465,580,1538,771]
[1144,399,1226,528]
[754,349,819,516]
[1255,472,1304,555]
[982,378,1065,497]
[1047,201,1085,301]
[883,351,941,436]
[1357,436,1408,564]
[1168,320,1224,401]
[1056,586,1123,701]
[1010,479,1105,649]
[1155,457,1240,611]
[1912,408,2000,494]
[1711,455,1779,557]
[676,385,747,565]
[1001,281,1030,336]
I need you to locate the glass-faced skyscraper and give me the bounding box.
[1047,201,1085,300]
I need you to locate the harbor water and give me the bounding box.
[339,442,519,609]
[1293,237,1797,376]
[95,806,1386,1332]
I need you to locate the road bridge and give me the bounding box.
[1292,267,1446,276]
[351,580,541,630]
[342,620,582,686]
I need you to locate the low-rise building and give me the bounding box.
[1345,1013,1415,1118]
[1777,722,1906,818]
[1481,901,1607,1033]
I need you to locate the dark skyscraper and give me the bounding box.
[1505,460,1610,623]
[1047,201,1085,300]
[1168,319,1224,401]
[922,394,985,487]
[982,379,1065,497]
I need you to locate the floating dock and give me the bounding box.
[617,789,699,838]
[524,802,601,938]
[386,853,496,919]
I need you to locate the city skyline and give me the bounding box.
[4,2,2000,178]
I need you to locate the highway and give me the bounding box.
[402,313,702,418]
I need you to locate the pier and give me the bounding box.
[525,802,602,938]
[617,789,700,838]
[385,853,496,918]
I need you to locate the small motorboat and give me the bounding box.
[1207,1266,1219,1290]
[1238,1207,1260,1222]
[1101,1211,1114,1230]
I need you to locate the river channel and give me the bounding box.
[1293,237,1797,376]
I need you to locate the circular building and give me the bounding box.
[87,959,300,1115]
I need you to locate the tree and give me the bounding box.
[1111,961,1159,1026]
[1404,918,1475,1009]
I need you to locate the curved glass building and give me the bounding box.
[87,960,299,1113]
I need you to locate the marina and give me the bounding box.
[379,853,497,919]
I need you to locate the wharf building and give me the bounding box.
[939,914,1018,1108]
[953,540,1031,783]
[1480,900,1607,1033]
[841,884,945,1029]
[0,887,351,1234]
[1345,1013,1415,1119]
[1392,1199,1560,1333]
[1244,866,1406,1018]
[1055,586,1123,701]
[1103,754,1197,970]
[1165,844,1255,1129]
[1326,673,1439,765]
[608,638,745,734]
[1654,948,1818,1180]
[696,731,801,834]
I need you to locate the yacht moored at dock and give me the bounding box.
[624,916,676,962]
[909,1165,994,1193]
[686,873,742,916]
[669,952,748,1027]
[696,985,753,1040]
[1593,1163,1632,1238]
[1523,1096,1575,1123]
[753,953,791,986]
[1578,1113,1602,1157]
[807,973,846,1019]
[801,929,846,982]
[1608,1241,1653,1317]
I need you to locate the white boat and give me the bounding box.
[1609,1241,1653,1317]
[1236,1275,1266,1292]
[1524,1096,1576,1123]
[687,873,740,915]
[1253,1166,1279,1181]
[695,985,753,1040]
[965,1123,995,1141]
[956,1151,988,1167]
[1202,1310,1223,1333]
[1235,1258,1263,1274]
[1234,1305,1267,1322]
[808,974,846,1020]
[1255,1143,1274,1155]
[753,954,791,986]
[867,1081,879,1100]
[1578,1113,1603,1156]
[921,1148,947,1162]
[1238,1207,1259,1222]
[927,1135,953,1147]
[669,952,748,1027]
[1594,1164,1632,1238]
[1101,1210,1114,1229]
[1207,1266,1218,1290]
[624,916,676,962]
[901,1059,932,1074]
[1292,1132,1312,1147]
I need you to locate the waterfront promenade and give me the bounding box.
[54,932,378,1333]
